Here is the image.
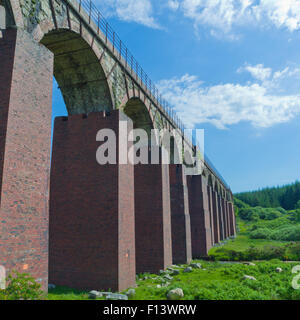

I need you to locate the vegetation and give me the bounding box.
[0,271,44,300]
[209,196,300,262]
[47,261,300,300]
[235,181,300,210]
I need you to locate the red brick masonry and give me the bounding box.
[0,28,53,290]
[169,165,192,265]
[134,150,173,274]
[49,111,136,291]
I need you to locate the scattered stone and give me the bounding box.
[106,293,128,301]
[243,262,256,266]
[243,275,257,281]
[99,292,113,297]
[276,267,283,273]
[167,288,184,300]
[190,263,201,269]
[48,284,56,290]
[156,285,161,289]
[143,276,149,280]
[126,289,136,298]
[164,274,173,281]
[88,290,103,299]
[170,269,180,276]
[162,282,171,287]
[183,267,193,273]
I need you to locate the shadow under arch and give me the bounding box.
[208,174,213,188]
[123,98,154,139]
[40,29,113,115]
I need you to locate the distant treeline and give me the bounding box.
[235,181,300,210]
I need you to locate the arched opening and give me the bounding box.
[41,29,113,115]
[123,98,153,138]
[214,181,219,193]
[208,174,213,188]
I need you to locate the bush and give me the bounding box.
[249,228,271,240]
[270,225,300,241]
[0,271,43,300]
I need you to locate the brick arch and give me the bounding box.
[38,27,113,114]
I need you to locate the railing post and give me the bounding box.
[119,40,122,60]
[105,22,108,43]
[89,0,92,24]
[97,12,100,35]
[113,32,115,53]
[79,0,82,12]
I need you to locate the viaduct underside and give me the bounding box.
[0,0,236,291]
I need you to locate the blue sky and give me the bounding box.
[52,0,300,193]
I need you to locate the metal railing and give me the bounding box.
[71,0,230,190]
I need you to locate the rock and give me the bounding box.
[126,289,136,298]
[89,291,103,299]
[159,270,166,275]
[167,288,184,300]
[243,262,256,266]
[156,285,162,289]
[162,282,171,287]
[106,293,128,301]
[183,267,193,273]
[276,267,283,273]
[48,284,56,290]
[190,263,201,269]
[243,275,257,281]
[170,269,180,276]
[164,274,173,281]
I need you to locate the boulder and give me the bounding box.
[126,289,136,298]
[170,269,180,276]
[106,293,128,301]
[276,267,283,273]
[167,288,184,300]
[243,275,257,281]
[183,267,193,273]
[164,274,173,281]
[190,263,201,269]
[88,291,103,299]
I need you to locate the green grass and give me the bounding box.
[47,261,300,300]
[210,235,288,253]
[47,286,90,300]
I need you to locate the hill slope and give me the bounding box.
[235,181,300,210]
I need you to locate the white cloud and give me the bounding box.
[170,0,300,37]
[157,65,300,129]
[238,64,272,81]
[95,0,160,29]
[168,0,180,11]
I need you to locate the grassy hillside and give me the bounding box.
[209,198,300,261]
[235,181,300,210]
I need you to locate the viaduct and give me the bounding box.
[0,0,236,292]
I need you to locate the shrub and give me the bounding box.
[0,271,43,300]
[270,225,300,241]
[249,228,271,240]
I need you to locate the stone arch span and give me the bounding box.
[122,97,154,139]
[40,28,113,114]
